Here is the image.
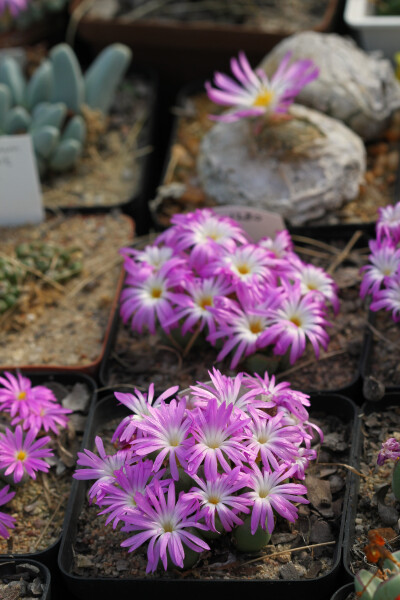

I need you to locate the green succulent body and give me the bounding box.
[0,42,132,177]
[355,550,400,599]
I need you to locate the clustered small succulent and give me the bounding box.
[120,208,338,370]
[0,41,131,176]
[360,201,400,321]
[0,372,71,540]
[74,367,321,572]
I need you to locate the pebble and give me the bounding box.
[279,562,300,580]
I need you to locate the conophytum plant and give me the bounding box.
[0,42,132,176]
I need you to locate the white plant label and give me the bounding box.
[212,205,286,241]
[0,135,44,227]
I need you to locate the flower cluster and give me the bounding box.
[360,202,400,321]
[74,368,322,573]
[377,437,400,467]
[120,209,337,369]
[205,51,319,123]
[0,0,28,18]
[0,371,72,539]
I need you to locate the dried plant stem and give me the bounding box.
[0,251,64,292]
[365,320,398,350]
[97,383,147,393]
[276,349,347,380]
[327,230,363,274]
[64,255,122,299]
[242,540,337,566]
[291,235,342,254]
[32,493,67,550]
[183,324,202,357]
[309,462,367,479]
[66,0,95,47]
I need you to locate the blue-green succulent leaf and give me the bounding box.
[32,125,60,160]
[30,102,67,131]
[49,44,84,113]
[27,60,54,110]
[0,57,26,106]
[354,569,381,600]
[61,114,86,145]
[4,106,31,134]
[84,43,132,114]
[0,83,11,130]
[49,138,82,171]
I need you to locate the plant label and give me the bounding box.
[213,205,286,241]
[0,135,44,226]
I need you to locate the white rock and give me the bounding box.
[259,31,400,141]
[197,103,366,227]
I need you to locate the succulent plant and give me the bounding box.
[0,42,132,177]
[15,241,83,282]
[0,257,25,314]
[355,548,400,599]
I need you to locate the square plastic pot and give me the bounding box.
[58,391,359,600]
[0,558,51,600]
[344,0,400,62]
[0,370,97,573]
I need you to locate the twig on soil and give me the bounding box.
[365,320,399,350]
[241,541,337,566]
[32,492,67,551]
[0,251,65,292]
[291,235,341,254]
[326,230,363,274]
[158,344,184,371]
[40,473,53,509]
[63,255,122,299]
[276,349,347,380]
[97,383,147,393]
[309,462,367,479]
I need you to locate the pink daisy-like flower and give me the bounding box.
[184,466,251,532]
[187,398,249,479]
[166,208,248,269]
[121,480,209,572]
[121,244,175,272]
[260,283,330,364]
[360,238,400,300]
[0,371,37,419]
[13,399,71,435]
[112,383,179,445]
[370,274,400,321]
[165,274,233,336]
[120,259,184,334]
[377,202,400,244]
[291,446,317,480]
[208,286,282,369]
[205,51,319,123]
[243,463,308,534]
[0,425,53,483]
[243,411,302,472]
[377,438,400,466]
[133,399,193,480]
[210,243,274,290]
[73,436,129,501]
[259,230,294,259]
[291,261,340,314]
[0,485,16,539]
[97,461,170,528]
[0,0,28,17]
[189,368,256,414]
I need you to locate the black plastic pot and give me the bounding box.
[58,391,359,600]
[0,558,51,600]
[330,582,354,600]
[342,393,400,581]
[44,66,158,237]
[0,370,97,573]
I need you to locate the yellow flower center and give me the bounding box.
[199,296,213,310]
[151,287,162,299]
[16,450,27,461]
[208,496,220,505]
[17,391,27,400]
[250,320,263,334]
[253,88,275,108]
[290,316,302,327]
[237,264,250,275]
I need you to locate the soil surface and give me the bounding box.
[69,407,353,581]
[87,0,331,32]
[0,560,48,599]
[0,378,93,555]
[0,212,133,369]
[345,403,400,585]
[151,94,400,230]
[101,233,369,396]
[364,311,400,390]
[42,76,153,210]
